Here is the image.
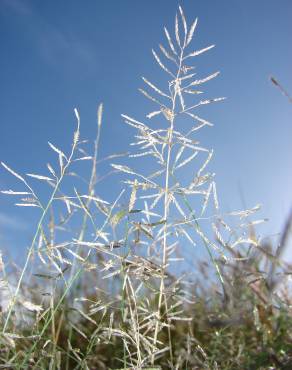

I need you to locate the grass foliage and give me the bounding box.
[0,6,291,370]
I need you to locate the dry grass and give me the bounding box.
[0,6,291,370]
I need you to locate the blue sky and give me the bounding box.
[0,0,291,260]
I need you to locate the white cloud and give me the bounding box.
[1,0,33,16]
[2,0,98,72]
[0,212,28,231]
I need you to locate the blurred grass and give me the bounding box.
[0,234,291,369]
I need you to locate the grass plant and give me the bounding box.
[0,6,291,370]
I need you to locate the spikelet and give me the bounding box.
[142,77,171,99]
[179,6,187,41]
[175,14,181,47]
[159,44,177,64]
[186,18,198,45]
[129,179,138,212]
[164,27,177,56]
[152,49,174,77]
[73,108,80,145]
[1,162,26,184]
[185,44,215,59]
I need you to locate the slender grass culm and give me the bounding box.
[0,5,291,370]
[110,5,264,369]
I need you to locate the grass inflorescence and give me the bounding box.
[0,6,291,370]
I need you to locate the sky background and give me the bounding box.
[0,0,292,261]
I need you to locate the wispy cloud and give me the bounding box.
[0,212,28,231]
[2,0,98,72]
[1,0,33,16]
[36,26,97,71]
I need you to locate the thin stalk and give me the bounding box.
[69,103,103,282]
[3,122,79,333]
[64,106,103,368]
[170,171,225,291]
[19,259,87,369]
[152,47,184,364]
